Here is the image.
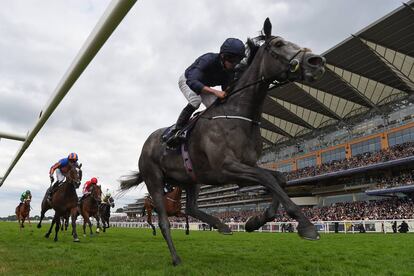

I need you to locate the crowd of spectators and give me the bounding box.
[285,142,414,180]
[124,197,414,223]
[371,170,414,190]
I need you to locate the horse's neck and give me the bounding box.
[61,181,76,196]
[170,187,182,199]
[221,52,269,121]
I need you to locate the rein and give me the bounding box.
[165,196,178,203]
[199,37,306,125]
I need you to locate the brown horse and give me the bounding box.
[37,162,82,242]
[15,198,31,229]
[78,184,102,236]
[143,186,189,236]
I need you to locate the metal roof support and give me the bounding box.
[0,131,27,142]
[0,0,137,187]
[326,66,380,112]
[352,34,414,93]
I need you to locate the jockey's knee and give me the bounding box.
[188,98,201,109]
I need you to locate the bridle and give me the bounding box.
[201,36,308,125]
[226,36,308,98]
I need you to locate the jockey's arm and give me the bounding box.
[49,161,61,176]
[201,86,226,99]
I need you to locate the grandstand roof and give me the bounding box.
[261,0,414,148]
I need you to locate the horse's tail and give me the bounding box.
[119,171,144,191]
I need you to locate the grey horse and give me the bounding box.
[121,18,326,266]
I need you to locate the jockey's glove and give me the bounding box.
[50,175,54,184]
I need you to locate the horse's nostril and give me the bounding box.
[307,56,325,67]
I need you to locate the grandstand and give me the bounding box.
[123,1,414,220]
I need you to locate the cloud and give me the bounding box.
[0,0,403,216]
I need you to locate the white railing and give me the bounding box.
[109,219,414,234]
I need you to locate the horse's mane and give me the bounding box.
[245,36,263,66]
[227,35,264,93]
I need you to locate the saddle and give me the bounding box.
[161,111,203,149]
[78,193,91,204]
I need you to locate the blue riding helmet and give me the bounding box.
[220,38,246,58]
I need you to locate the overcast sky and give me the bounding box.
[0,0,404,217]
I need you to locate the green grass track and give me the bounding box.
[0,222,412,275]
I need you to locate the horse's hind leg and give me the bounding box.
[37,210,44,229]
[45,216,56,238]
[147,210,156,236]
[146,175,181,266]
[37,198,49,229]
[185,184,231,234]
[185,214,189,235]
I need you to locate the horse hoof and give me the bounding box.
[54,238,58,242]
[297,223,320,241]
[172,256,182,266]
[45,234,50,238]
[73,238,80,242]
[218,228,233,235]
[245,216,263,232]
[185,231,189,235]
[21,225,24,228]
[37,224,41,229]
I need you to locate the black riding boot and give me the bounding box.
[165,104,196,147]
[47,181,60,201]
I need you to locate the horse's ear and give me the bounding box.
[263,17,272,39]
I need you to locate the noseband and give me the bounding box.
[264,36,308,81]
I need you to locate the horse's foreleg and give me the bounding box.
[70,207,79,242]
[185,184,231,234]
[53,214,60,242]
[223,161,319,240]
[245,193,280,232]
[17,215,21,229]
[146,175,181,266]
[95,216,101,233]
[83,214,93,236]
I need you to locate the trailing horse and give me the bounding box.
[142,186,189,236]
[120,18,325,265]
[15,198,31,229]
[99,196,115,232]
[78,184,102,236]
[37,162,82,242]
